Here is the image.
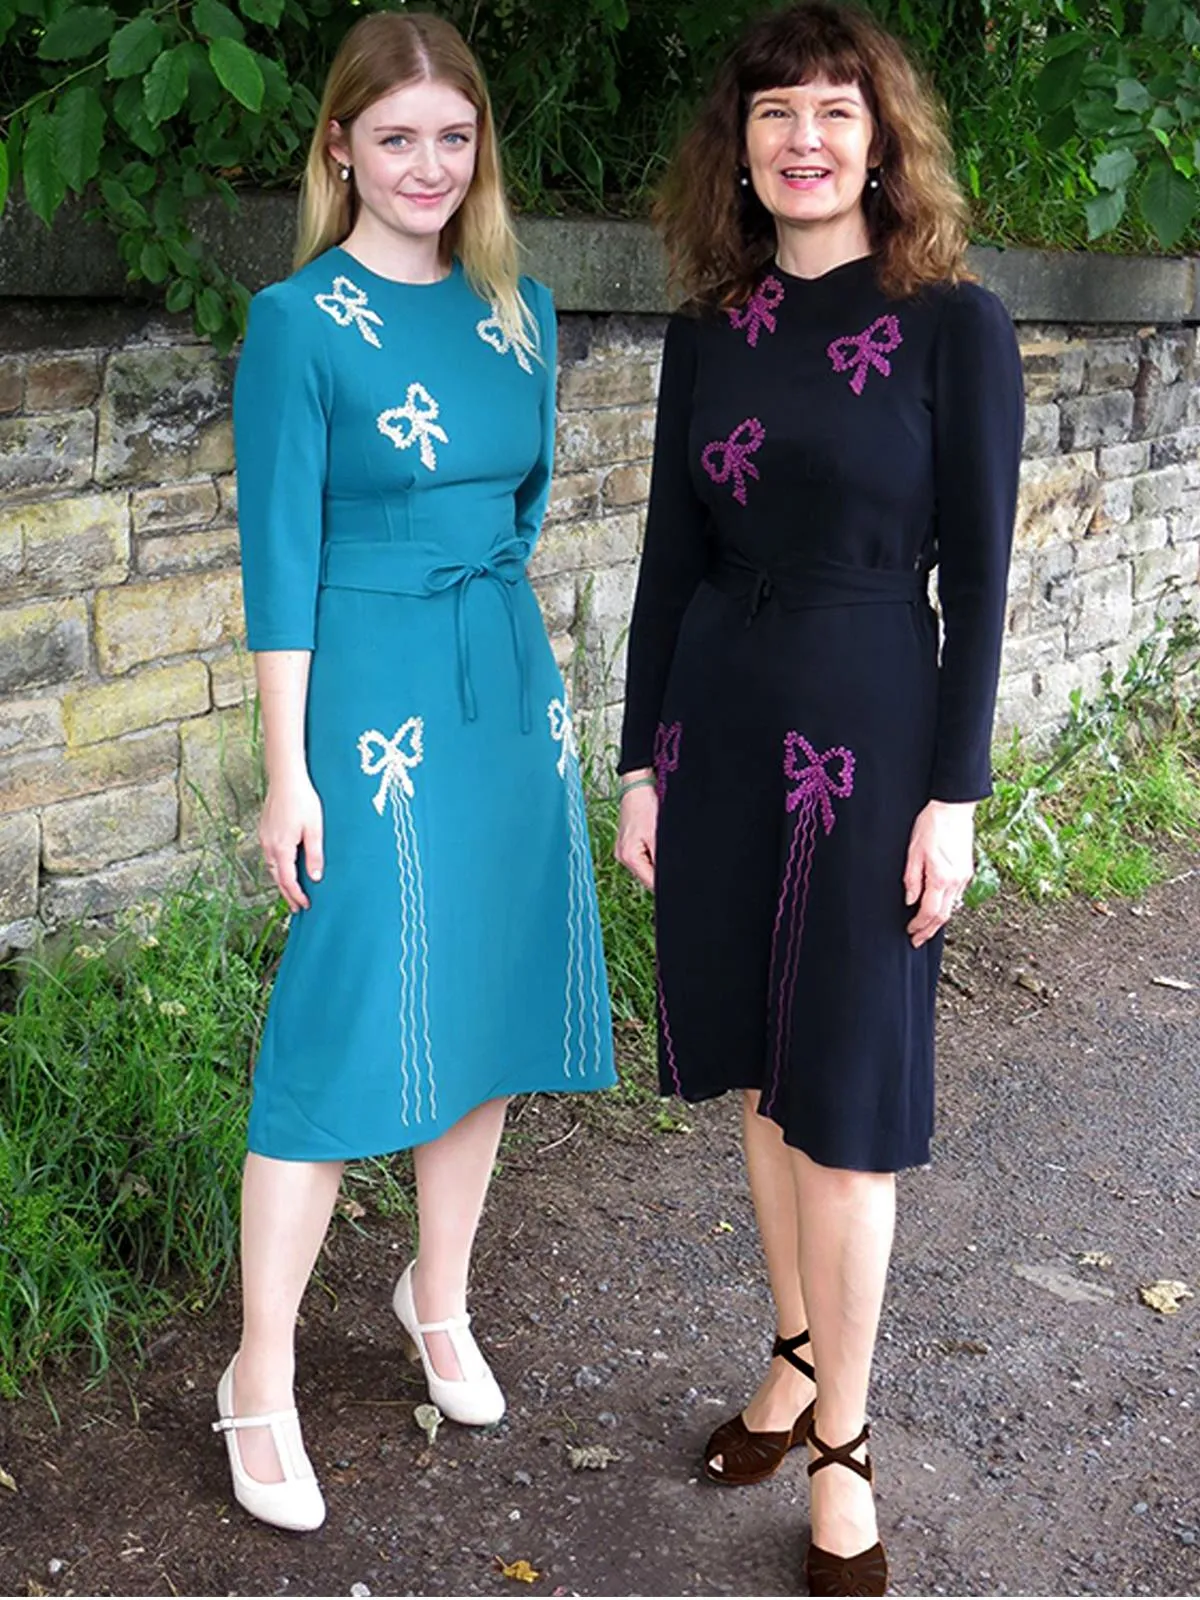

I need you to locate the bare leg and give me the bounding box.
[792,1150,895,1557]
[234,1153,344,1484]
[409,1096,509,1381]
[709,1092,816,1470]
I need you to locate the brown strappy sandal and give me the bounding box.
[702,1330,816,1486]
[804,1420,888,1597]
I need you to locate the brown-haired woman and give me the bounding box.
[219,11,615,1532]
[615,3,1023,1591]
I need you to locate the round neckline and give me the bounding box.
[770,252,875,287]
[331,245,462,289]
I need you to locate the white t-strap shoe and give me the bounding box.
[392,1263,506,1426]
[213,1356,326,1531]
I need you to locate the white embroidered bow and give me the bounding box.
[358,718,424,813]
[376,383,449,472]
[476,308,533,373]
[314,276,384,348]
[547,697,577,779]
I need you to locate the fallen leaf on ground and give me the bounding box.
[568,1444,622,1471]
[0,1466,15,1493]
[1014,970,1052,998]
[1139,1280,1194,1315]
[1150,975,1194,992]
[335,1196,366,1220]
[494,1557,540,1583]
[713,1220,734,1234]
[414,1403,442,1445]
[1079,1251,1114,1269]
[1090,900,1113,916]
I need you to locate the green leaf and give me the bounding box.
[144,46,189,125]
[1036,51,1088,114]
[100,175,150,228]
[1140,156,1198,246]
[197,285,225,332]
[1043,29,1090,59]
[238,0,284,22]
[1142,0,1182,40]
[178,40,222,123]
[1149,105,1177,131]
[209,37,263,111]
[1115,78,1152,112]
[1084,186,1127,239]
[1041,106,1078,149]
[258,54,290,111]
[0,140,9,218]
[107,14,163,78]
[37,4,115,58]
[165,278,193,312]
[180,168,207,200]
[1091,147,1138,189]
[193,0,244,41]
[138,240,169,282]
[153,185,182,229]
[52,85,105,193]
[113,77,166,155]
[122,160,157,195]
[166,235,199,273]
[1185,8,1200,45]
[22,112,66,225]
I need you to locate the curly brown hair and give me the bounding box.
[657,1,972,308]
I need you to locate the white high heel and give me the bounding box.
[392,1262,506,1426]
[212,1356,326,1532]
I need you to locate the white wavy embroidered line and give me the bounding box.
[385,780,417,1126]
[397,792,436,1121]
[567,754,604,1076]
[549,697,602,1079]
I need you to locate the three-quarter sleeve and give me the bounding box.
[515,279,558,547]
[929,283,1024,802]
[618,312,711,772]
[234,286,332,652]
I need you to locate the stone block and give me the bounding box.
[0,357,24,415]
[576,561,637,699]
[25,354,102,412]
[1131,465,1188,519]
[1083,338,1140,394]
[209,649,258,710]
[1166,491,1200,545]
[130,479,221,534]
[1098,441,1149,478]
[1089,477,1132,532]
[1014,452,1099,552]
[1066,563,1133,656]
[0,813,40,925]
[0,694,65,756]
[1132,542,1198,601]
[528,512,641,580]
[0,727,177,815]
[1019,339,1086,405]
[1118,516,1169,557]
[1022,404,1060,458]
[1000,627,1066,675]
[1035,652,1109,716]
[178,707,261,846]
[602,462,651,510]
[95,347,234,485]
[1133,374,1189,440]
[216,472,238,518]
[556,407,656,474]
[533,573,578,637]
[1148,427,1200,470]
[1075,531,1125,575]
[63,659,210,747]
[993,669,1046,742]
[1059,390,1134,450]
[1140,330,1194,389]
[94,568,244,675]
[40,846,201,925]
[41,776,178,873]
[138,527,241,577]
[0,516,21,583]
[1,491,130,592]
[0,412,95,494]
[545,471,599,524]
[558,355,659,411]
[0,597,88,696]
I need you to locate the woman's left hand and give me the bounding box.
[903,799,976,948]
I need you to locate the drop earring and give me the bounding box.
[339,164,351,183]
[867,166,882,191]
[738,166,750,190]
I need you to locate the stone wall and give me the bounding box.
[1,240,1198,948]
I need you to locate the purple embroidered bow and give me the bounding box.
[827,314,903,396]
[728,275,784,347]
[654,721,682,799]
[784,733,855,834]
[702,417,765,506]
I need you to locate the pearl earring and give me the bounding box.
[739,168,750,189]
[867,167,882,191]
[339,164,351,183]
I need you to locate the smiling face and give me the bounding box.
[744,76,875,236]
[329,77,479,246]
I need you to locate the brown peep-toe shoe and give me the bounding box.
[805,1421,888,1597]
[702,1330,816,1486]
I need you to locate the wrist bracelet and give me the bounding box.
[619,775,657,797]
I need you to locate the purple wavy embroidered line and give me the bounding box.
[827,313,903,396]
[727,274,784,347]
[654,720,684,1095]
[763,733,856,1118]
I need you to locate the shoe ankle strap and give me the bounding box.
[213,1406,299,1433]
[414,1311,471,1335]
[772,1329,815,1383]
[806,1421,873,1483]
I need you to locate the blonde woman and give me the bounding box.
[616,3,1022,1592]
[217,11,615,1532]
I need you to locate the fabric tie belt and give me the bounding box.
[707,554,929,626]
[321,536,534,732]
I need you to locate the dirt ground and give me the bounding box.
[1,863,1198,1599]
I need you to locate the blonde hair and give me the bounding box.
[296,10,536,359]
[658,0,973,309]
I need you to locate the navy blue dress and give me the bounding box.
[619,255,1023,1172]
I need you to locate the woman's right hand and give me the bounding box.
[259,771,324,913]
[615,775,659,891]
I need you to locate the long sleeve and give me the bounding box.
[929,283,1024,802]
[618,313,711,772]
[234,286,332,652]
[515,279,557,548]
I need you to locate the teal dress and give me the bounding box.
[234,247,616,1160]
